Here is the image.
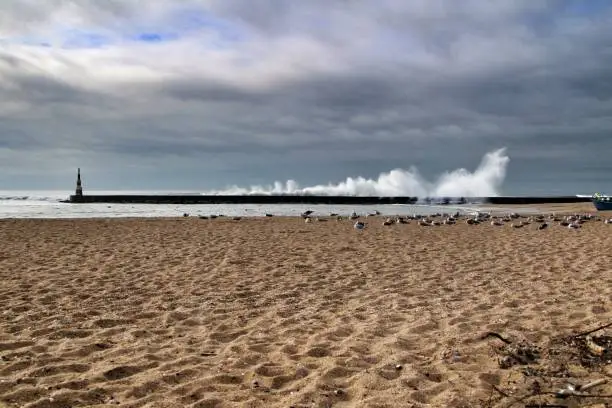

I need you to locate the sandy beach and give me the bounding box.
[1,207,611,407]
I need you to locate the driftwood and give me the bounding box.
[555,378,608,398]
[483,331,513,344]
[572,321,612,338]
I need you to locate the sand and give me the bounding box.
[1,208,611,407]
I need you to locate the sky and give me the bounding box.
[0,0,611,194]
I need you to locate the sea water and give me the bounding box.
[0,190,495,219]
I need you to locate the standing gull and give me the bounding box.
[354,221,366,230]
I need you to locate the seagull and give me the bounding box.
[354,221,366,230]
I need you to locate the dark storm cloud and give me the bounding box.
[0,0,611,190]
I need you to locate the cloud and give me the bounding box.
[0,0,611,192]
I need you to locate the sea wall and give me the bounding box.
[68,195,419,205]
[67,194,591,205]
[483,196,590,205]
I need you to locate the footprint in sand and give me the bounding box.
[0,359,34,376]
[377,364,403,381]
[209,330,248,343]
[48,329,93,340]
[92,318,132,328]
[1,387,46,405]
[254,363,285,377]
[191,398,225,408]
[323,366,357,379]
[29,363,91,378]
[0,340,34,351]
[305,347,330,358]
[124,379,164,399]
[102,365,144,381]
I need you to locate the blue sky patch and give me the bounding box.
[60,30,114,48]
[134,32,179,43]
[2,5,247,49]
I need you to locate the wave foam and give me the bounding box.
[216,148,509,197]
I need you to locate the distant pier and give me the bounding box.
[67,194,420,205]
[65,194,590,205]
[64,169,592,205]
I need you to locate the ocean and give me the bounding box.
[0,190,492,219]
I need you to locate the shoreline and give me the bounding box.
[0,202,604,221]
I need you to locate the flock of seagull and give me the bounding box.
[185,209,611,230]
[299,210,612,231]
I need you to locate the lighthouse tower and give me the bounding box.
[75,168,83,197]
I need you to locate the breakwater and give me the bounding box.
[65,194,591,205]
[66,194,420,205]
[484,196,590,205]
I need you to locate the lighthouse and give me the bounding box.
[75,168,83,197]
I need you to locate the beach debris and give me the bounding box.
[183,213,189,217]
[441,349,462,363]
[538,222,548,230]
[483,332,541,369]
[198,215,208,219]
[483,321,612,407]
[567,334,612,367]
[265,213,273,217]
[573,321,612,338]
[232,216,242,221]
[482,332,513,344]
[349,211,359,220]
[555,378,607,398]
[585,336,606,356]
[395,364,403,370]
[382,218,393,226]
[354,221,365,230]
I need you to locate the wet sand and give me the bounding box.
[1,207,611,407]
